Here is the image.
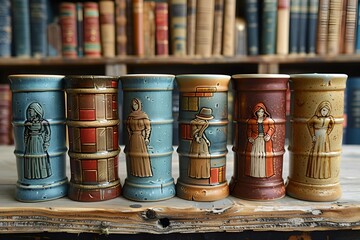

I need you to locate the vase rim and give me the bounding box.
[232,74,290,79]
[64,75,119,79]
[290,73,348,78]
[176,74,231,79]
[121,74,175,78]
[8,74,65,79]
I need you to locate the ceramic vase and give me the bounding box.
[65,75,121,201]
[9,74,68,202]
[230,74,289,200]
[121,74,175,201]
[176,74,230,201]
[286,73,347,201]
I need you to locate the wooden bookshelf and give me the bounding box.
[0,145,359,235]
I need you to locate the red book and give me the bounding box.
[115,0,127,55]
[133,0,144,56]
[155,2,169,56]
[84,2,101,57]
[59,2,78,58]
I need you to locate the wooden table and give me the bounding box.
[0,145,359,236]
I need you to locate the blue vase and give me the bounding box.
[9,74,68,202]
[121,74,175,201]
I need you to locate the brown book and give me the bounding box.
[170,0,187,56]
[316,0,329,54]
[99,0,116,57]
[339,0,347,53]
[126,0,134,55]
[155,2,169,56]
[327,0,343,55]
[222,0,236,56]
[212,0,224,55]
[195,0,214,57]
[59,2,77,58]
[276,0,290,55]
[115,0,127,56]
[144,1,156,56]
[84,2,101,58]
[133,0,144,56]
[187,0,197,55]
[0,84,11,145]
[344,0,358,54]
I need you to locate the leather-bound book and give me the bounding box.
[155,1,169,56]
[115,0,127,56]
[133,0,144,56]
[195,0,214,57]
[30,0,48,58]
[0,0,11,57]
[327,0,342,55]
[212,0,224,56]
[170,0,187,56]
[84,2,101,57]
[316,0,329,54]
[144,1,156,56]
[344,0,358,54]
[276,0,290,55]
[222,0,236,56]
[59,2,78,58]
[306,0,319,54]
[99,0,116,57]
[187,0,196,55]
[76,2,84,57]
[12,0,31,58]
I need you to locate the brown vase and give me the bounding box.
[286,73,347,201]
[230,74,289,200]
[65,75,121,201]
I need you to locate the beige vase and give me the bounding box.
[286,73,347,201]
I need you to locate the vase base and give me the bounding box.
[15,178,68,202]
[68,180,121,202]
[122,179,175,201]
[176,180,229,202]
[286,178,342,202]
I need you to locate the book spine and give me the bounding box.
[155,2,169,56]
[316,0,329,54]
[338,0,347,53]
[30,0,48,58]
[346,77,360,144]
[344,0,358,54]
[187,0,197,55]
[171,0,187,56]
[0,84,11,145]
[212,0,224,55]
[289,0,300,54]
[261,0,278,55]
[276,0,290,55]
[47,18,62,57]
[59,2,77,58]
[144,1,156,56]
[76,2,84,57]
[306,0,318,54]
[356,0,360,53]
[12,0,31,58]
[0,0,11,57]
[245,0,259,55]
[133,0,144,56]
[126,0,133,55]
[99,0,116,57]
[327,0,342,55]
[235,18,247,56]
[84,2,101,58]
[115,0,127,56]
[298,0,308,54]
[222,0,236,56]
[195,0,214,57]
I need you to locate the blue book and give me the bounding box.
[306,0,318,54]
[260,0,278,55]
[0,0,11,57]
[76,2,84,57]
[245,0,259,55]
[11,0,31,57]
[298,0,308,54]
[356,0,360,53]
[289,0,300,53]
[346,77,360,144]
[30,0,48,57]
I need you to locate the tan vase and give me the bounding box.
[286,73,347,201]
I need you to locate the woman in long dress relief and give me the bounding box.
[306,101,335,179]
[126,98,152,177]
[188,107,214,179]
[24,102,52,179]
[245,103,275,178]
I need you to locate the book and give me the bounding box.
[59,2,77,58]
[245,0,259,55]
[345,77,360,144]
[356,0,360,53]
[155,1,169,56]
[47,18,62,57]
[306,0,319,54]
[125,0,134,55]
[0,0,11,57]
[343,0,358,54]
[144,1,156,56]
[222,0,236,56]
[115,0,127,56]
[76,2,84,57]
[212,0,224,56]
[195,0,214,57]
[83,2,101,58]
[260,0,278,55]
[133,0,144,56]
[11,0,31,58]
[289,0,300,54]
[316,0,329,54]
[0,84,11,145]
[327,0,343,55]
[170,0,187,56]
[186,0,197,55]
[298,0,308,54]
[235,18,247,56]
[276,0,290,55]
[99,0,116,57]
[30,0,48,58]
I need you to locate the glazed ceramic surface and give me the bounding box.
[10,74,68,202]
[65,75,121,201]
[176,74,230,201]
[286,73,347,201]
[230,74,289,200]
[121,74,175,201]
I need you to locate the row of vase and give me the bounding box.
[9,73,347,203]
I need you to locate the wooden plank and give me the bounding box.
[0,145,360,234]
